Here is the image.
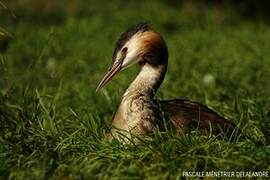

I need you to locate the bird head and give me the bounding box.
[96,23,168,91]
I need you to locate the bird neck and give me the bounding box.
[123,62,167,99]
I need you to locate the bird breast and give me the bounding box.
[111,93,163,137]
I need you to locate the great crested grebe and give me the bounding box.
[97,23,238,142]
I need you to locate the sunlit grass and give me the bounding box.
[1,1,270,179]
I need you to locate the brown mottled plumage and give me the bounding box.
[160,99,237,136]
[97,23,239,143]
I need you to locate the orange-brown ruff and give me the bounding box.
[97,23,238,143]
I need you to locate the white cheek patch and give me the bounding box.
[121,34,143,69]
[122,51,140,69]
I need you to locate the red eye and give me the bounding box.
[122,47,128,53]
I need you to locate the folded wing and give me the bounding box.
[159,99,241,138]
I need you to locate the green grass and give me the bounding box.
[1,1,270,179]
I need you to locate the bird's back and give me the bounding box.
[159,99,241,138]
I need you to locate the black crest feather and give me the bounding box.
[112,22,150,60]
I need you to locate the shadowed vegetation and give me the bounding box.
[1,1,270,179]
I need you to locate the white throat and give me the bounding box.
[123,63,165,98]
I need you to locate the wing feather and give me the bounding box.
[159,99,240,137]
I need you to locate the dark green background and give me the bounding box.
[1,1,270,179]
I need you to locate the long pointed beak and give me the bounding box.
[96,60,123,91]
